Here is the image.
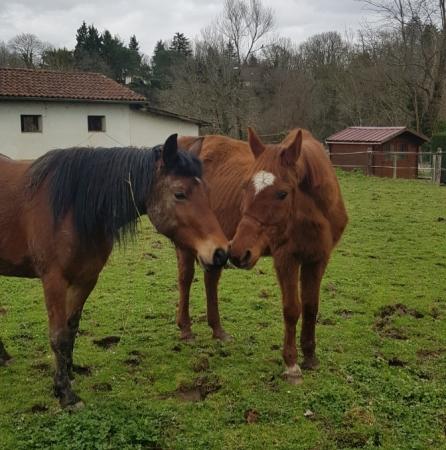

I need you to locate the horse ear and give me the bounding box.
[163,133,178,168]
[280,129,302,167]
[189,137,204,157]
[247,127,265,158]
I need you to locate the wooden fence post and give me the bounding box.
[392,153,397,179]
[436,150,443,185]
[367,149,373,176]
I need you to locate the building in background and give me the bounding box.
[327,127,429,179]
[0,68,204,160]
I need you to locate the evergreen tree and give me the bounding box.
[151,40,174,90]
[169,32,192,57]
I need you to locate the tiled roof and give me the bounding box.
[326,126,428,144]
[0,67,146,103]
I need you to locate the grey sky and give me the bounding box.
[0,0,372,55]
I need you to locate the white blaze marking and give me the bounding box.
[252,170,275,195]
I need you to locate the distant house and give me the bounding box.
[326,126,429,179]
[0,68,204,160]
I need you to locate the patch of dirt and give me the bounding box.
[30,404,49,413]
[375,303,424,319]
[255,268,266,275]
[429,306,441,319]
[151,240,163,249]
[335,309,354,318]
[416,348,446,360]
[92,382,112,392]
[93,336,121,349]
[388,357,406,367]
[259,289,270,299]
[326,282,337,294]
[374,318,408,340]
[244,409,260,424]
[124,352,142,367]
[192,355,210,372]
[0,306,7,316]
[175,374,221,402]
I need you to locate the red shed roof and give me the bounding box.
[0,67,146,103]
[326,126,428,145]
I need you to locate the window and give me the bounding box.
[21,115,42,133]
[88,115,106,132]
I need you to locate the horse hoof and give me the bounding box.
[282,365,303,385]
[212,330,232,342]
[180,331,195,341]
[57,389,84,410]
[301,357,320,370]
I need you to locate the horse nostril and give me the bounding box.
[242,250,251,264]
[213,248,228,267]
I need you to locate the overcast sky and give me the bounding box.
[0,0,373,56]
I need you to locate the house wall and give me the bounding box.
[372,136,418,179]
[329,136,419,179]
[0,101,199,160]
[128,109,198,147]
[329,143,371,174]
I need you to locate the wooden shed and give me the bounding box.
[326,127,429,179]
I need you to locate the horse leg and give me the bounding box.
[204,268,230,341]
[43,273,82,408]
[274,254,302,384]
[65,278,98,379]
[0,338,12,366]
[176,248,195,340]
[300,261,326,370]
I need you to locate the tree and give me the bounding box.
[8,33,47,68]
[41,48,75,71]
[360,0,446,134]
[170,32,192,56]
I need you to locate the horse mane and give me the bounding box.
[27,146,202,245]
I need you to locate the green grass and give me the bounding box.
[1,171,445,449]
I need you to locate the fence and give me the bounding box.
[329,149,444,185]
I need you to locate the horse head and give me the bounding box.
[147,134,228,270]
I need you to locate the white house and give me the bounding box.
[0,68,202,160]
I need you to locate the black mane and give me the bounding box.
[27,145,202,245]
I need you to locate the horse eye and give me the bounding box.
[174,192,187,200]
[276,191,288,200]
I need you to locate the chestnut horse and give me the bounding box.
[177,129,347,383]
[0,134,228,408]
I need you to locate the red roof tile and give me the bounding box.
[0,67,146,103]
[326,126,428,144]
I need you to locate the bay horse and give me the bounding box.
[177,129,347,383]
[0,134,228,408]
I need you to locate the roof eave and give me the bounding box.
[0,95,146,104]
[137,104,211,126]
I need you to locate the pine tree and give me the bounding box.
[169,32,192,57]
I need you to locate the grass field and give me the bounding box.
[1,171,445,450]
